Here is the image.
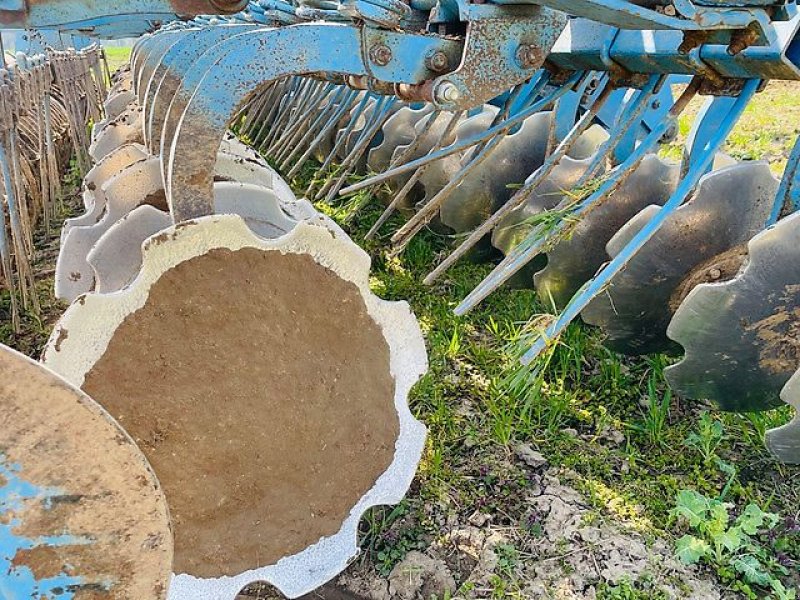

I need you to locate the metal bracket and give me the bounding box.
[428,4,568,110]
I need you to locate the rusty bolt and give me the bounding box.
[515,44,539,69]
[369,44,393,67]
[425,50,449,73]
[435,81,461,104]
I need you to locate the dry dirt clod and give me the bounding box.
[388,551,457,600]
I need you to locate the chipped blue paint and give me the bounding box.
[0,455,96,600]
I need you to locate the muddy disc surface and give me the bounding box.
[666,210,800,412]
[0,344,172,599]
[49,228,401,578]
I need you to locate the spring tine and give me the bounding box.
[422,78,621,284]
[259,77,300,151]
[455,76,698,315]
[43,88,61,208]
[389,109,443,169]
[240,84,273,136]
[365,110,460,240]
[338,70,580,198]
[0,191,19,331]
[253,77,292,147]
[519,78,760,364]
[574,76,665,187]
[8,127,33,255]
[241,91,270,138]
[273,83,334,163]
[32,62,51,241]
[321,96,397,204]
[246,82,283,138]
[279,84,348,171]
[0,135,34,312]
[340,106,442,199]
[389,126,508,255]
[287,87,358,179]
[261,77,305,151]
[267,79,324,157]
[464,82,526,163]
[767,135,800,225]
[307,91,373,197]
[272,77,318,139]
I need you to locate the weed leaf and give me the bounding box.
[733,555,772,586]
[674,490,711,527]
[675,534,711,564]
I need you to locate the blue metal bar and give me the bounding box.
[684,95,737,174]
[548,17,800,82]
[519,79,761,365]
[600,77,665,169]
[768,136,800,225]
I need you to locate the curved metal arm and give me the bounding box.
[163,22,461,220]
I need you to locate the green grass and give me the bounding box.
[660,81,799,175]
[103,45,132,74]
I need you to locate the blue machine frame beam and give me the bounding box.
[0,0,247,35]
[548,17,800,80]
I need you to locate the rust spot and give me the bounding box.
[149,232,171,246]
[141,190,169,212]
[53,327,69,352]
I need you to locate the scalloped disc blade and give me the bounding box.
[417,105,499,222]
[0,344,172,599]
[88,182,305,295]
[439,116,608,234]
[89,106,144,162]
[43,217,428,599]
[367,105,435,173]
[56,153,295,302]
[766,367,800,464]
[666,209,800,412]
[535,155,679,310]
[381,110,464,210]
[582,162,778,356]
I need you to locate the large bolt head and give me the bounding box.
[434,81,460,104]
[425,50,449,73]
[515,44,540,69]
[369,44,393,67]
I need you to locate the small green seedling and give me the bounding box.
[672,490,793,599]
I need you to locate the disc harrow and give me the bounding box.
[1,0,800,596]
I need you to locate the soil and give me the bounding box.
[668,244,749,314]
[237,466,723,600]
[82,247,399,578]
